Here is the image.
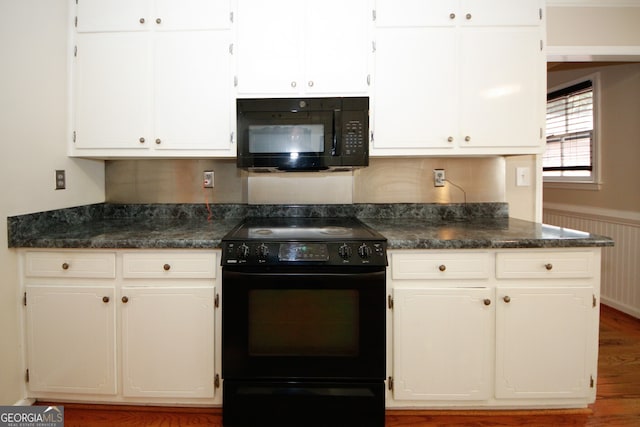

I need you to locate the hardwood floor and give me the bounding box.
[39,305,640,426]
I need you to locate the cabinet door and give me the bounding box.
[236,0,302,95]
[304,0,370,95]
[73,33,152,150]
[121,287,215,398]
[459,0,543,26]
[373,27,457,150]
[393,287,493,400]
[26,286,116,394]
[154,31,233,152]
[375,0,454,27]
[76,0,150,32]
[495,287,595,398]
[458,27,543,149]
[154,0,231,30]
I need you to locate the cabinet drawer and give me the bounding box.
[496,251,595,279]
[391,252,490,280]
[25,251,116,279]
[122,252,216,279]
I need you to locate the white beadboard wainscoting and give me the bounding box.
[543,203,640,319]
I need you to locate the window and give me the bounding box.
[543,75,598,185]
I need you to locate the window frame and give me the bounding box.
[543,72,601,189]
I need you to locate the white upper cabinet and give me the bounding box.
[76,0,230,32]
[235,0,371,97]
[371,0,545,156]
[70,0,235,157]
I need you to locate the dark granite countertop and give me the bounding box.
[360,217,613,249]
[7,203,613,250]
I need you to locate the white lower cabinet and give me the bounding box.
[388,248,601,409]
[22,249,220,405]
[26,285,117,395]
[495,286,595,399]
[121,286,215,398]
[393,287,493,401]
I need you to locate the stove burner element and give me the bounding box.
[253,229,273,235]
[320,226,351,235]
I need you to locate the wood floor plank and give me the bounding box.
[38,304,640,426]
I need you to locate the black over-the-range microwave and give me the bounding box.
[236,97,369,171]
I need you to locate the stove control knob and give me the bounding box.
[236,243,250,260]
[338,244,353,260]
[358,244,372,259]
[256,244,269,260]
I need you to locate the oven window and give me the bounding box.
[248,289,359,357]
[248,125,324,154]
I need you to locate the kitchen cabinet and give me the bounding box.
[21,249,221,405]
[70,0,235,158]
[393,287,494,401]
[371,0,545,156]
[235,0,371,97]
[495,250,598,399]
[387,248,601,408]
[23,251,117,394]
[389,251,493,401]
[26,285,117,395]
[121,286,215,398]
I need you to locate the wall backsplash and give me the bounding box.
[105,157,506,205]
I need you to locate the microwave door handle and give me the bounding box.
[332,110,341,156]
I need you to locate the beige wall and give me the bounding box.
[106,157,507,205]
[544,62,640,214]
[547,6,640,47]
[0,0,105,405]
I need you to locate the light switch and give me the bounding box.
[516,167,531,187]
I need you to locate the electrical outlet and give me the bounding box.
[433,169,445,187]
[203,171,214,188]
[55,170,66,190]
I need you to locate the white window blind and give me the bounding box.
[543,80,594,179]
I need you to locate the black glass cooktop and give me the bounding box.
[224,217,385,242]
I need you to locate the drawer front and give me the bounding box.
[496,251,595,279]
[122,252,216,279]
[391,252,491,280]
[25,251,116,279]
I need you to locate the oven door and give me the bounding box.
[222,266,386,381]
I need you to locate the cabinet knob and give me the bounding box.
[308,81,314,87]
[122,296,129,303]
[447,136,454,143]
[139,137,145,143]
[155,138,162,145]
[449,13,456,19]
[163,263,171,271]
[466,13,472,20]
[102,296,110,303]
[139,18,145,24]
[61,262,69,270]
[503,295,511,303]
[291,81,297,88]
[465,136,471,142]
[438,264,446,272]
[545,263,553,270]
[156,18,162,24]
[483,298,491,306]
